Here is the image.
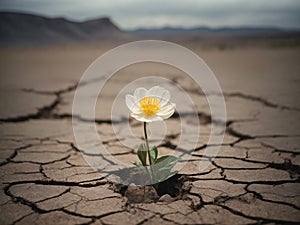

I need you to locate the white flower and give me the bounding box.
[126,86,176,122]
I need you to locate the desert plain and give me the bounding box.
[0,40,299,225]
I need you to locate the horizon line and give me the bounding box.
[1,10,299,31]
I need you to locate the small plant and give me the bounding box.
[126,86,180,184]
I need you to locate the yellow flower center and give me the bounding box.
[139,96,161,116]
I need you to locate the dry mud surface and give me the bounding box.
[0,44,299,224]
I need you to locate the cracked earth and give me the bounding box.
[0,45,299,224]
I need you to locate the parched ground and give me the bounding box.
[0,44,299,225]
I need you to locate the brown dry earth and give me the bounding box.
[0,43,299,224]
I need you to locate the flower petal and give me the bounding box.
[157,102,176,119]
[125,94,136,111]
[134,87,148,100]
[148,86,170,103]
[131,112,163,123]
[158,102,176,114]
[158,97,173,108]
[125,94,142,115]
[158,108,175,119]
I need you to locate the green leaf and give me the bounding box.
[132,161,151,179]
[137,143,147,166]
[157,171,177,182]
[153,155,180,182]
[149,146,158,163]
[155,155,179,170]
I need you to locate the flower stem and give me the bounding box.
[143,122,151,164]
[143,122,155,183]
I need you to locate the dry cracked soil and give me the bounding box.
[0,43,299,225]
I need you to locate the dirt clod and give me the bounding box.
[125,185,158,203]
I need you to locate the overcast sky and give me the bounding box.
[0,0,300,29]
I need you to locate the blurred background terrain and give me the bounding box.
[0,10,299,48]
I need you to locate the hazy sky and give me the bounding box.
[0,0,299,29]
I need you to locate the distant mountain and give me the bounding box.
[130,26,297,37]
[1,12,299,46]
[0,12,124,45]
